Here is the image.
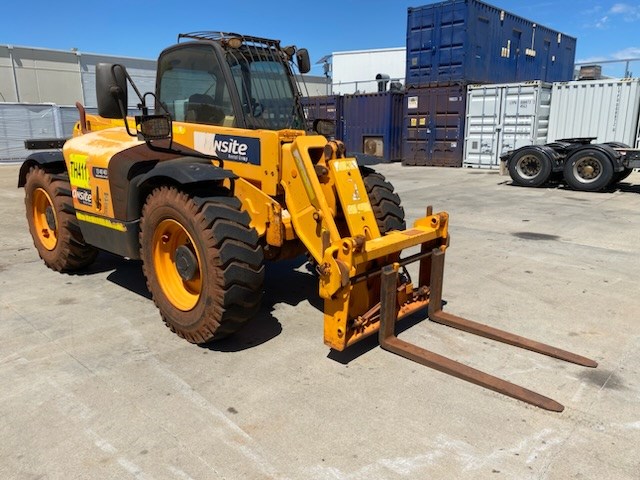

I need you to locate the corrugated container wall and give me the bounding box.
[301,95,344,139]
[406,0,576,86]
[0,103,61,161]
[547,78,640,147]
[342,92,404,162]
[402,83,467,167]
[464,81,552,168]
[80,54,157,109]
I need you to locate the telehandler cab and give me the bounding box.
[19,32,596,411]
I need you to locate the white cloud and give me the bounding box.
[594,15,609,28]
[612,47,640,59]
[576,55,609,63]
[608,3,640,19]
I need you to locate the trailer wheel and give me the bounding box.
[140,187,264,344]
[24,166,98,272]
[563,149,614,192]
[360,167,406,233]
[507,148,552,187]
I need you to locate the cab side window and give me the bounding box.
[157,45,235,127]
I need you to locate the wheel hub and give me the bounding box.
[581,165,595,176]
[175,245,198,281]
[45,205,57,231]
[517,155,541,178]
[575,157,601,182]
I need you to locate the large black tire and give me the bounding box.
[360,167,406,234]
[23,166,98,272]
[563,149,614,192]
[507,147,553,187]
[140,187,264,344]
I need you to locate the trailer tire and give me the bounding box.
[507,147,553,187]
[563,149,614,192]
[360,167,406,234]
[140,186,264,344]
[24,166,98,272]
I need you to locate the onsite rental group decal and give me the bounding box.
[193,132,261,165]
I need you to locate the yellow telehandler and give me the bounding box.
[18,32,596,411]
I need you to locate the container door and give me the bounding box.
[464,85,502,168]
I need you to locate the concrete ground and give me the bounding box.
[1,162,639,480]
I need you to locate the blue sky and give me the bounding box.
[2,1,639,77]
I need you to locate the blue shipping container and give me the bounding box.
[406,0,576,86]
[402,83,467,167]
[342,92,404,162]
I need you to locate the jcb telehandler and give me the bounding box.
[19,32,597,411]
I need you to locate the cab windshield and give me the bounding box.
[226,46,305,130]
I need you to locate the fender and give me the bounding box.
[565,144,623,172]
[504,145,564,172]
[124,157,237,221]
[18,151,66,187]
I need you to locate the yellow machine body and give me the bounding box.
[64,114,449,350]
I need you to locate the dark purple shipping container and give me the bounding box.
[402,83,467,167]
[301,95,344,139]
[342,92,404,162]
[406,0,576,86]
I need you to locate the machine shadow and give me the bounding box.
[89,252,326,352]
[503,179,640,194]
[94,252,431,357]
[206,256,322,352]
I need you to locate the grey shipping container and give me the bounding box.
[0,103,61,162]
[342,92,404,162]
[464,81,552,169]
[402,83,467,167]
[406,0,576,86]
[547,78,640,147]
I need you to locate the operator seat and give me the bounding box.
[186,94,225,125]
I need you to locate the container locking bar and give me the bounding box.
[378,249,598,412]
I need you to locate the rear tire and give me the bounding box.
[360,167,406,234]
[140,187,264,344]
[508,148,552,187]
[24,166,98,272]
[563,149,613,192]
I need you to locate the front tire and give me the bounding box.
[360,167,406,234]
[563,149,614,192]
[24,166,97,272]
[140,187,264,344]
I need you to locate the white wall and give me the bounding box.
[331,47,406,94]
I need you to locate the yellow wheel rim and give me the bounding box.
[152,219,202,311]
[32,187,58,251]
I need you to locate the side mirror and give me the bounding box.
[296,49,311,74]
[96,63,128,119]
